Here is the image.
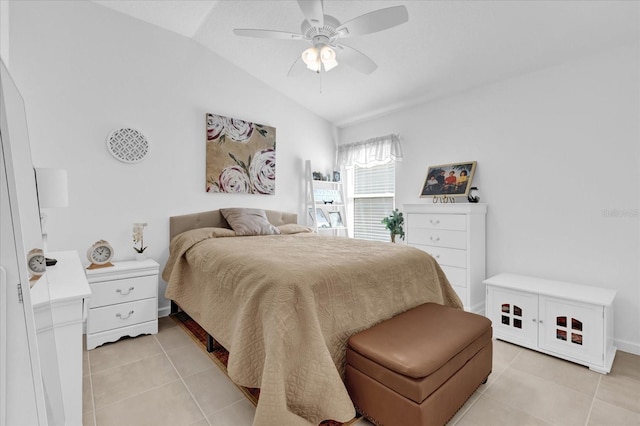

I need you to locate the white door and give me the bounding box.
[538,296,603,367]
[486,286,538,349]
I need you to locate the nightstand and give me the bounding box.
[85,259,159,350]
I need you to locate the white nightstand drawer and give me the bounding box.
[407,228,467,250]
[408,213,466,231]
[89,275,156,308]
[441,265,467,288]
[411,244,466,268]
[88,298,157,334]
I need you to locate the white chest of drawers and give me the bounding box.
[404,203,487,313]
[86,259,159,350]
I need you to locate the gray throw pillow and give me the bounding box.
[220,208,281,236]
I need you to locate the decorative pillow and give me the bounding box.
[277,224,315,235]
[220,208,281,236]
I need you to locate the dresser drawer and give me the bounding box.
[88,298,157,334]
[441,265,467,288]
[89,275,156,308]
[411,244,466,268]
[407,228,467,250]
[451,284,468,307]
[408,213,466,231]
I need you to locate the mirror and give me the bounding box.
[0,60,65,424]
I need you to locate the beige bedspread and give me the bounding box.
[163,228,462,426]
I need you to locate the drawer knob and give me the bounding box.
[116,286,135,296]
[428,253,441,259]
[116,310,135,320]
[430,219,440,225]
[430,236,440,242]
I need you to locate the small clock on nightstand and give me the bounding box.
[87,240,115,269]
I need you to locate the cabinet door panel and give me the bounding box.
[487,286,538,349]
[539,296,603,366]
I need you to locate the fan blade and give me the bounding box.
[287,56,306,77]
[336,44,377,74]
[297,0,324,28]
[233,29,304,40]
[336,5,408,38]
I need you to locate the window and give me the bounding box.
[352,162,395,241]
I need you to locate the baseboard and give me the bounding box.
[614,338,640,356]
[157,306,172,318]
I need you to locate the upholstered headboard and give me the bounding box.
[169,209,298,241]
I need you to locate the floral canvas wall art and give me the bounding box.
[206,113,276,194]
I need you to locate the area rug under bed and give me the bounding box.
[170,312,362,426]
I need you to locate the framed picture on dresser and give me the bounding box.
[420,161,477,198]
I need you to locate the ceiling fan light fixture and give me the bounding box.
[320,45,338,71]
[302,46,321,71]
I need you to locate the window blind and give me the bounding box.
[353,162,395,241]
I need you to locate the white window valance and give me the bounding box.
[337,133,403,169]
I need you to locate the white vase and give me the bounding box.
[135,253,147,261]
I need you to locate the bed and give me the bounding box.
[162,208,462,426]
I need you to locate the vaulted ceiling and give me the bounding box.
[92,1,639,127]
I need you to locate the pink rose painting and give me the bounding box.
[206,113,276,195]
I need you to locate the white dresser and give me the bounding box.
[86,259,159,350]
[404,203,487,313]
[32,250,92,426]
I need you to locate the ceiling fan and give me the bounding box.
[233,0,409,75]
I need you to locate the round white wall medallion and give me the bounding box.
[107,128,149,163]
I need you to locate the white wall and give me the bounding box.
[9,0,336,314]
[0,1,8,65]
[339,43,640,354]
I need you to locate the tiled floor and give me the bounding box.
[82,316,640,426]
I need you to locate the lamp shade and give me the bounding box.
[35,168,68,208]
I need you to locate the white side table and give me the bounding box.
[484,273,616,374]
[85,259,159,350]
[32,250,92,426]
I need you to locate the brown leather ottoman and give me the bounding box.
[345,303,492,426]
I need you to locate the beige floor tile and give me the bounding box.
[588,399,640,425]
[158,315,177,332]
[83,374,93,413]
[447,390,482,425]
[509,347,600,396]
[492,339,523,365]
[92,353,179,409]
[183,366,246,416]
[597,373,640,414]
[486,339,522,385]
[156,325,196,351]
[484,367,592,426]
[455,394,552,426]
[89,334,162,373]
[207,398,256,426]
[166,342,219,377]
[83,411,96,426]
[94,380,204,426]
[610,351,640,382]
